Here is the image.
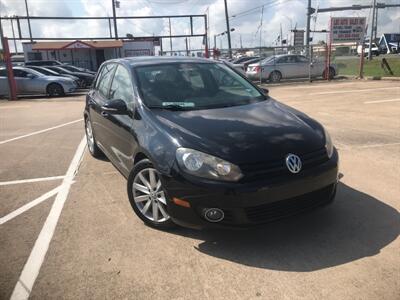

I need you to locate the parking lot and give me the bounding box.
[1,80,399,299]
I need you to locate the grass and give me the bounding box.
[334,56,400,77]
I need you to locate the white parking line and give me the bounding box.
[0,119,83,145]
[0,186,62,225]
[10,137,87,300]
[310,86,400,95]
[364,98,400,104]
[0,176,65,186]
[0,106,31,109]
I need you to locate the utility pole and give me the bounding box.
[306,0,312,57]
[240,34,243,48]
[368,0,377,60]
[373,5,378,41]
[111,0,118,40]
[24,0,33,41]
[224,0,232,58]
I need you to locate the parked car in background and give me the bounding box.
[232,56,260,64]
[357,43,381,56]
[25,66,83,87]
[232,57,263,73]
[224,61,246,74]
[246,54,337,82]
[45,66,95,87]
[0,66,77,97]
[25,60,64,66]
[84,57,338,229]
[59,64,96,75]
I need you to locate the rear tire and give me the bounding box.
[85,117,104,158]
[47,83,64,97]
[127,159,175,230]
[269,71,282,83]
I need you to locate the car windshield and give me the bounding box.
[24,68,44,76]
[63,65,80,72]
[35,68,59,76]
[260,57,275,64]
[134,62,265,110]
[54,67,72,74]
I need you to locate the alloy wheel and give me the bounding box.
[132,168,170,223]
[85,120,95,153]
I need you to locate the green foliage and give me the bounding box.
[335,56,400,77]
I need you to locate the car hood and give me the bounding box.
[149,99,325,164]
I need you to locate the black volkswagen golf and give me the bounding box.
[84,57,339,229]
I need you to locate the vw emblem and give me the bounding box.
[285,154,302,174]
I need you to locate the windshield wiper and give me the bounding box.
[148,104,192,111]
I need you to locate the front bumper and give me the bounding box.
[162,149,339,229]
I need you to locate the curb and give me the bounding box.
[341,75,400,81]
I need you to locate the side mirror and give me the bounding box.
[101,99,128,115]
[27,73,36,79]
[261,88,269,96]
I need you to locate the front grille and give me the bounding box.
[245,184,334,223]
[239,148,329,183]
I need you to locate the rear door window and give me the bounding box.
[277,56,288,64]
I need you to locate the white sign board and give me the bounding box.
[330,17,366,43]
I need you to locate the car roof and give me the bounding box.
[105,56,216,68]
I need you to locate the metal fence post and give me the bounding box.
[1,37,17,100]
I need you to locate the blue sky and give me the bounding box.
[1,0,399,53]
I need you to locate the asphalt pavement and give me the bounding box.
[0,80,399,300]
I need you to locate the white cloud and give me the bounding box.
[1,0,399,53]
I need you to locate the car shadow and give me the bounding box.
[170,182,399,272]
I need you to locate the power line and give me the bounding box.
[230,0,283,19]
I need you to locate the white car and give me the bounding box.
[246,54,337,82]
[357,43,380,56]
[0,66,77,97]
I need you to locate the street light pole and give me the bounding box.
[306,0,312,57]
[223,0,232,58]
[111,0,118,40]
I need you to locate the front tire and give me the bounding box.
[85,117,104,158]
[127,159,175,229]
[47,83,64,97]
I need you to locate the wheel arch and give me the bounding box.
[133,152,149,165]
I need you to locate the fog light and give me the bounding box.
[203,208,224,222]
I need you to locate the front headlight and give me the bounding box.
[176,148,243,182]
[324,128,334,158]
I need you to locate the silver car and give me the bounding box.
[0,66,77,97]
[246,54,337,82]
